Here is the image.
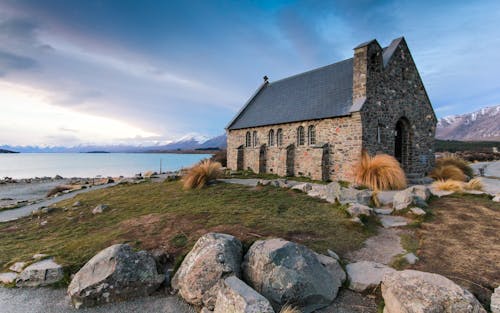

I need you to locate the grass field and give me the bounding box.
[0,180,377,278]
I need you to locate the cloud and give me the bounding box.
[0,51,38,74]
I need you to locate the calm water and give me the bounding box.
[0,153,211,179]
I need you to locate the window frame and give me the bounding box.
[276,128,283,146]
[245,131,251,147]
[268,129,275,147]
[308,125,316,145]
[252,131,258,147]
[297,126,305,146]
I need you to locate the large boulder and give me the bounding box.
[492,286,500,313]
[67,244,164,309]
[213,276,275,313]
[393,185,430,210]
[382,270,486,313]
[172,233,242,309]
[346,261,395,292]
[16,258,64,287]
[242,238,341,313]
[322,182,372,205]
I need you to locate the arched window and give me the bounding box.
[268,129,274,146]
[276,129,283,146]
[297,126,305,146]
[245,132,251,147]
[252,131,258,147]
[308,125,316,145]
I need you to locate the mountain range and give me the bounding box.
[436,105,500,141]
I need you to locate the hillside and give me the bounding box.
[0,149,18,153]
[436,105,500,141]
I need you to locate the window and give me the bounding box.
[297,126,305,146]
[276,129,283,146]
[252,131,258,147]
[268,129,274,146]
[308,125,316,145]
[377,124,382,143]
[245,132,251,147]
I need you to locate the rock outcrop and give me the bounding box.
[382,270,486,313]
[213,276,275,313]
[67,244,164,309]
[393,185,430,210]
[242,238,341,313]
[172,233,242,309]
[492,286,500,313]
[16,258,64,287]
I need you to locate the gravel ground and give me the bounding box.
[0,287,195,313]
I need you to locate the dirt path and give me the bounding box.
[346,227,407,264]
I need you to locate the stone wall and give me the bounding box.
[227,114,363,181]
[354,39,437,177]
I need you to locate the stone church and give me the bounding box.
[226,37,437,182]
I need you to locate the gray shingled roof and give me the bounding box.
[227,58,354,130]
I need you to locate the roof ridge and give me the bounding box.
[269,57,353,86]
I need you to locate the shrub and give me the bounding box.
[429,164,466,181]
[181,159,222,190]
[210,149,227,167]
[280,305,301,313]
[432,179,464,192]
[354,151,407,191]
[435,156,473,178]
[464,178,483,191]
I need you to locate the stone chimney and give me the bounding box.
[352,39,383,101]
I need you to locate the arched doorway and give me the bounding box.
[321,144,330,181]
[259,145,267,174]
[286,144,295,177]
[395,117,411,171]
[236,145,244,171]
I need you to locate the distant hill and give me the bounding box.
[436,105,500,141]
[0,148,18,153]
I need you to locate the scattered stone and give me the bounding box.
[9,262,26,273]
[403,253,419,265]
[40,221,48,226]
[291,182,313,192]
[375,208,393,215]
[213,276,275,313]
[410,207,426,216]
[382,270,486,313]
[379,215,408,228]
[92,204,108,214]
[172,233,242,309]
[67,244,164,309]
[393,185,430,210]
[16,258,64,287]
[429,187,454,197]
[346,203,373,217]
[493,195,500,202]
[345,261,396,292]
[243,238,340,313]
[72,201,82,207]
[491,286,500,313]
[257,179,271,186]
[32,254,48,260]
[0,272,17,284]
[376,191,397,207]
[327,249,340,261]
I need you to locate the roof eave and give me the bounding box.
[226,81,269,130]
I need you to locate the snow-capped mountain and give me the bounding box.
[436,105,500,141]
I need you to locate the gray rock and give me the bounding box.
[242,238,340,313]
[16,258,64,287]
[258,179,271,186]
[213,276,275,313]
[493,195,500,202]
[315,253,346,288]
[382,270,486,313]
[32,253,49,260]
[492,286,500,313]
[345,261,396,292]
[67,244,164,308]
[379,215,408,228]
[327,249,340,261]
[291,183,313,193]
[376,191,398,207]
[172,233,242,309]
[340,188,372,206]
[346,203,373,217]
[0,272,17,284]
[393,185,430,210]
[429,187,455,197]
[92,204,108,214]
[410,207,426,216]
[307,184,328,199]
[72,201,82,207]
[375,208,394,215]
[9,262,27,273]
[403,253,419,265]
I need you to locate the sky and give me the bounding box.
[0,0,499,147]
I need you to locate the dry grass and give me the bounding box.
[435,156,474,178]
[432,179,464,192]
[429,164,467,181]
[354,151,406,191]
[280,305,301,313]
[464,178,483,191]
[181,159,222,189]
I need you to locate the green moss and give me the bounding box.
[170,234,188,248]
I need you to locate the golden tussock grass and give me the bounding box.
[181,159,222,190]
[280,305,301,313]
[464,178,483,191]
[432,179,464,192]
[429,164,467,181]
[354,151,407,191]
[435,156,473,178]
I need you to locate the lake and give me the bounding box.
[0,153,212,179]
